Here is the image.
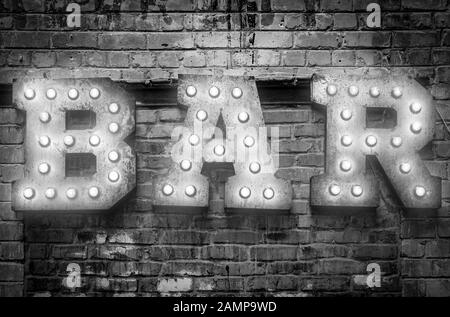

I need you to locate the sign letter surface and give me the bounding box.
[311,74,441,209]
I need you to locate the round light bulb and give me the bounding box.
[391,136,402,148]
[410,122,422,134]
[68,88,79,100]
[162,184,174,196]
[370,87,380,98]
[185,185,196,197]
[329,184,341,196]
[232,87,243,99]
[243,136,255,147]
[209,86,220,98]
[24,88,35,100]
[45,188,56,199]
[109,103,120,114]
[415,186,426,198]
[196,110,208,121]
[66,188,77,199]
[239,187,251,199]
[348,86,359,96]
[180,160,192,171]
[238,112,249,123]
[89,135,100,146]
[64,135,75,147]
[39,112,51,123]
[340,160,352,172]
[39,136,50,147]
[366,135,377,147]
[23,187,35,199]
[46,88,57,100]
[341,135,352,147]
[249,162,261,174]
[186,85,197,97]
[392,87,402,99]
[327,84,337,96]
[38,163,50,174]
[108,171,120,182]
[351,185,363,197]
[214,145,225,156]
[108,122,119,134]
[340,109,352,121]
[90,88,100,99]
[410,102,422,114]
[400,163,411,174]
[263,187,275,200]
[88,186,100,198]
[108,151,120,162]
[189,134,200,146]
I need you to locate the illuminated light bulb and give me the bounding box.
[108,151,120,162]
[185,185,197,197]
[366,135,377,147]
[391,136,402,148]
[326,84,337,96]
[239,187,251,199]
[66,188,77,199]
[410,102,422,114]
[351,185,363,197]
[348,85,359,97]
[238,112,249,123]
[89,135,100,146]
[46,88,57,100]
[249,162,261,174]
[68,88,79,100]
[109,103,120,114]
[391,87,402,99]
[209,86,220,98]
[189,134,200,146]
[263,187,275,200]
[341,135,352,147]
[329,184,341,196]
[24,88,35,100]
[340,109,352,121]
[23,187,35,199]
[186,85,197,97]
[410,122,422,134]
[340,160,352,172]
[39,112,51,123]
[45,188,56,199]
[399,163,411,174]
[162,184,174,196]
[243,136,255,147]
[39,136,50,147]
[38,163,50,174]
[88,186,100,198]
[232,87,243,99]
[214,145,225,156]
[64,135,75,147]
[108,171,120,182]
[369,87,380,98]
[180,160,192,171]
[108,122,119,134]
[196,110,208,121]
[415,186,426,198]
[90,88,100,99]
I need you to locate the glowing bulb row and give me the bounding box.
[23,186,102,200]
[186,85,243,99]
[195,109,250,124]
[341,135,406,148]
[327,85,404,99]
[24,87,103,100]
[188,134,255,148]
[239,187,275,200]
[328,184,426,198]
[162,184,275,200]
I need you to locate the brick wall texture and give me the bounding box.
[0,0,449,297]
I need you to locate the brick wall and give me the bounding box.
[0,0,449,296]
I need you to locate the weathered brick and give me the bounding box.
[333,13,357,30]
[343,31,391,48]
[295,32,341,48]
[306,50,331,66]
[425,240,450,258]
[98,33,146,49]
[282,50,306,66]
[31,51,56,67]
[52,32,97,48]
[392,31,439,48]
[402,220,436,238]
[148,32,195,49]
[0,263,23,281]
[401,240,425,258]
[253,32,293,48]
